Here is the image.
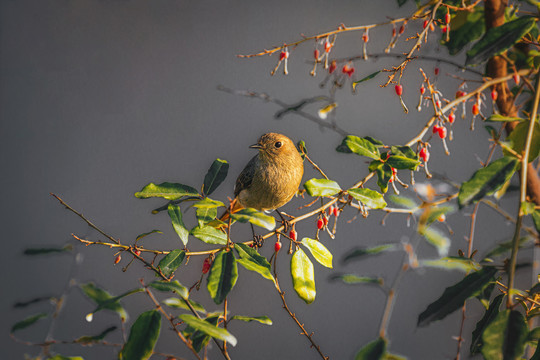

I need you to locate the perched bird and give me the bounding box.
[221,133,304,220]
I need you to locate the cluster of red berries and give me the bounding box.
[342,64,355,77]
[432,124,447,139]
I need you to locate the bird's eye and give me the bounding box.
[274,141,282,148]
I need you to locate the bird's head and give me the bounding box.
[250,133,298,159]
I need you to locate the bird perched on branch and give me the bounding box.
[220,133,304,221]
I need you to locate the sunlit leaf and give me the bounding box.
[336,135,381,160]
[386,155,420,170]
[466,16,536,65]
[119,310,161,360]
[202,159,229,196]
[421,257,481,272]
[207,251,238,304]
[75,326,117,345]
[301,238,333,268]
[230,315,272,325]
[421,226,450,257]
[168,204,189,246]
[330,274,383,285]
[388,194,418,209]
[303,178,342,197]
[352,71,381,89]
[193,198,223,227]
[354,337,387,360]
[458,157,519,208]
[348,188,387,209]
[135,182,199,200]
[46,356,84,360]
[505,121,540,163]
[163,297,206,314]
[470,294,504,355]
[157,249,185,278]
[291,248,316,304]
[11,313,48,333]
[191,225,227,245]
[149,280,188,299]
[376,163,393,194]
[231,208,276,230]
[343,244,397,263]
[180,314,237,346]
[417,267,498,327]
[234,243,274,282]
[485,114,525,122]
[481,309,528,360]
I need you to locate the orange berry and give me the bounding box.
[448,112,455,123]
[114,255,121,264]
[329,60,337,74]
[472,103,479,115]
[314,49,320,60]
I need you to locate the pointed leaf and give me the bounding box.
[444,7,485,55]
[157,249,185,278]
[343,244,397,263]
[168,204,189,246]
[421,257,481,272]
[336,135,381,160]
[183,314,219,353]
[230,315,272,325]
[301,238,333,268]
[303,178,341,197]
[119,310,161,360]
[230,208,276,230]
[191,225,228,245]
[386,155,420,170]
[234,243,274,282]
[193,198,224,227]
[376,163,393,193]
[388,194,418,209]
[11,313,48,333]
[466,16,536,65]
[422,226,450,257]
[348,188,387,209]
[207,251,238,304]
[80,283,129,321]
[417,267,498,327]
[458,157,519,208]
[481,309,528,360]
[202,159,229,196]
[135,230,162,242]
[486,114,525,122]
[470,294,504,355]
[355,337,387,360]
[180,314,237,346]
[505,121,540,163]
[330,274,384,285]
[75,326,117,345]
[135,182,199,200]
[291,248,316,304]
[149,280,188,299]
[352,71,381,89]
[163,297,206,314]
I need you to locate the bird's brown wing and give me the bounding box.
[234,155,258,198]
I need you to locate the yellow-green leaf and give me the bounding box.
[291,248,316,304]
[301,238,333,268]
[348,188,387,209]
[304,178,341,197]
[135,182,199,200]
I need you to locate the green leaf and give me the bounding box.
[470,294,504,355]
[207,251,238,304]
[376,163,393,193]
[422,226,450,257]
[533,210,540,233]
[234,243,274,282]
[135,182,199,200]
[466,16,536,65]
[343,244,397,263]
[135,230,162,242]
[163,297,206,314]
[149,280,188,299]
[458,157,519,208]
[230,208,276,230]
[421,257,481,272]
[417,267,498,327]
[193,198,224,227]
[75,326,117,345]
[355,337,387,360]
[486,114,525,122]
[388,194,418,209]
[529,327,540,341]
[481,310,528,360]
[230,315,272,325]
[521,201,536,215]
[183,314,219,353]
[291,248,316,304]
[386,156,420,171]
[11,312,48,333]
[348,188,387,209]
[180,314,237,346]
[157,249,185,278]
[336,135,381,160]
[303,178,342,197]
[202,159,229,196]
[301,238,333,268]
[330,274,383,285]
[191,225,228,245]
[46,356,84,360]
[119,310,161,360]
[167,204,189,246]
[352,71,381,89]
[443,7,485,55]
[80,283,129,321]
[505,121,540,162]
[23,245,72,256]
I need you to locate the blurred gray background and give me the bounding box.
[2,1,536,359]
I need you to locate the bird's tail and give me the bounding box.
[218,198,244,225]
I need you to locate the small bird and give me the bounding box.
[221,133,304,220]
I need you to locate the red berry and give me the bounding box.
[435,99,441,108]
[442,26,448,34]
[392,167,398,176]
[513,73,520,84]
[432,124,440,134]
[399,24,405,35]
[134,250,141,256]
[202,258,211,274]
[329,60,337,74]
[323,216,329,226]
[434,67,440,76]
[317,219,324,229]
[362,32,369,43]
[472,103,479,116]
[314,49,320,60]
[445,11,451,24]
[324,41,332,53]
[395,84,403,96]
[419,147,429,162]
[114,255,121,264]
[392,27,396,37]
[274,241,282,252]
[341,64,355,77]
[420,85,425,95]
[333,207,339,217]
[279,51,288,61]
[423,20,429,29]
[438,126,447,139]
[448,112,455,124]
[289,230,297,241]
[491,89,498,101]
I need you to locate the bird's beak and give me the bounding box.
[249,143,263,149]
